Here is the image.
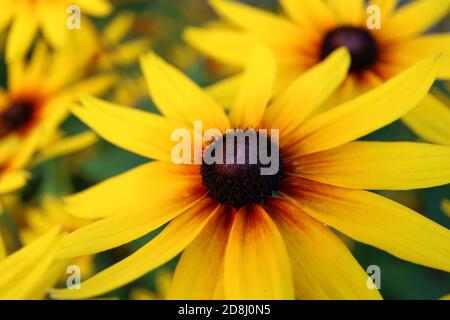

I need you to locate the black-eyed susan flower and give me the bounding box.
[185,0,450,144]
[0,42,115,196]
[51,46,450,300]
[0,0,112,61]
[0,227,61,299]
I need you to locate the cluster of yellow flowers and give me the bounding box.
[0,0,449,300]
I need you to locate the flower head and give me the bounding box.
[51,46,450,300]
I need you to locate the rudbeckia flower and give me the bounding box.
[185,0,450,144]
[73,13,150,74]
[0,227,61,299]
[0,0,112,61]
[0,43,115,196]
[52,46,450,300]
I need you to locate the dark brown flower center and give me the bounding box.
[1,100,35,133]
[320,26,379,72]
[200,130,284,210]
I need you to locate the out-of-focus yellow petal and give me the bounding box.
[294,141,450,190]
[109,39,150,66]
[33,131,98,165]
[0,227,60,299]
[285,178,450,272]
[328,0,365,25]
[73,96,189,162]
[72,0,112,16]
[140,52,229,131]
[38,1,68,48]
[402,94,450,145]
[268,198,382,300]
[6,4,38,61]
[0,170,29,195]
[168,207,234,299]
[209,0,310,49]
[441,199,450,218]
[280,0,336,30]
[224,206,294,300]
[64,161,203,219]
[0,0,14,32]
[51,199,219,299]
[262,48,350,138]
[291,55,439,156]
[103,11,134,45]
[381,0,450,42]
[368,0,397,21]
[229,44,276,128]
[184,27,257,67]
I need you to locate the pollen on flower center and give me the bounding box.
[1,100,35,132]
[320,26,379,72]
[200,129,284,210]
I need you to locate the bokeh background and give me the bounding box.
[0,0,449,299]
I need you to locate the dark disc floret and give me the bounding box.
[201,129,284,210]
[1,100,35,132]
[320,26,379,72]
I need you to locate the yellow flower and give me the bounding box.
[51,47,450,300]
[0,227,61,299]
[0,43,115,195]
[185,0,450,144]
[72,13,150,74]
[0,0,112,61]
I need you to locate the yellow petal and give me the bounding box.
[442,199,450,218]
[368,0,397,21]
[168,206,234,299]
[280,0,336,31]
[103,11,135,45]
[285,178,450,272]
[382,0,450,42]
[184,27,257,67]
[268,198,382,300]
[262,48,350,138]
[402,94,450,145]
[224,206,294,300]
[38,1,68,48]
[109,39,150,66]
[229,44,276,128]
[205,73,243,109]
[140,52,229,131]
[291,55,439,156]
[72,0,112,16]
[0,0,14,32]
[33,131,98,165]
[0,231,6,260]
[293,141,450,190]
[64,161,203,219]
[0,227,60,299]
[51,199,219,299]
[0,170,29,195]
[6,5,38,61]
[73,96,187,162]
[209,0,309,49]
[328,0,365,25]
[56,195,204,259]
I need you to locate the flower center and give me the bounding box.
[1,100,35,133]
[200,129,284,210]
[320,26,379,72]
